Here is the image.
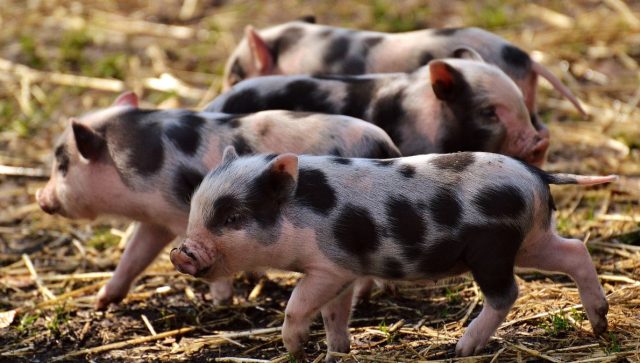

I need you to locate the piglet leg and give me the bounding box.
[455,298,513,356]
[282,272,355,360]
[96,222,174,310]
[208,277,234,304]
[516,234,608,335]
[321,284,354,362]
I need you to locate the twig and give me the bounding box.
[458,283,480,328]
[216,358,270,363]
[502,341,561,362]
[0,165,48,178]
[50,327,195,361]
[141,314,157,336]
[500,304,583,329]
[22,254,55,301]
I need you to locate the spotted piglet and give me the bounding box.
[36,92,400,309]
[207,58,550,166]
[172,147,614,360]
[224,20,586,126]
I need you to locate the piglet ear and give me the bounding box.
[265,153,299,200]
[71,120,106,161]
[245,25,274,74]
[221,145,239,164]
[429,60,463,102]
[113,91,139,108]
[452,46,484,62]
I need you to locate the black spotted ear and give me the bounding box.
[265,153,299,200]
[429,60,465,102]
[298,15,316,23]
[245,25,274,74]
[452,46,485,62]
[222,145,239,164]
[71,120,106,161]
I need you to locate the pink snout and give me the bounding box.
[524,135,550,167]
[170,246,199,276]
[35,188,60,215]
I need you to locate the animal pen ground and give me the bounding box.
[0,0,639,362]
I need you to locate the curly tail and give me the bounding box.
[545,174,618,186]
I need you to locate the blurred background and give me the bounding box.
[0,1,639,361]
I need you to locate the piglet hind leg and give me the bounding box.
[516,233,608,335]
[321,284,354,362]
[96,223,175,310]
[283,272,355,361]
[208,277,234,305]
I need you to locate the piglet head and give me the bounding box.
[173,146,299,280]
[223,26,279,91]
[429,59,549,166]
[36,92,139,219]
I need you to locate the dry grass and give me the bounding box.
[0,0,639,362]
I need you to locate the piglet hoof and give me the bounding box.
[95,285,126,310]
[208,280,234,305]
[454,334,486,357]
[326,344,350,362]
[591,303,609,336]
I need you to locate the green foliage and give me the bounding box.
[20,35,44,69]
[378,320,397,342]
[16,312,40,334]
[86,226,119,251]
[60,29,92,69]
[604,332,621,354]
[45,305,69,336]
[370,0,430,32]
[445,287,462,304]
[466,1,521,30]
[82,53,127,79]
[540,311,579,336]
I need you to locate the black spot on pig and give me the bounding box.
[295,168,337,215]
[419,51,434,66]
[382,258,405,279]
[165,113,205,156]
[205,194,242,232]
[363,36,383,49]
[54,144,70,176]
[271,26,304,60]
[215,114,241,128]
[428,187,462,228]
[264,80,335,113]
[220,89,264,114]
[324,36,350,66]
[330,148,342,157]
[332,157,352,165]
[319,29,333,38]
[460,223,522,309]
[298,15,316,23]
[434,28,460,36]
[364,140,401,159]
[230,60,246,83]
[341,78,375,118]
[372,159,395,167]
[114,110,165,176]
[386,196,426,255]
[173,166,204,207]
[371,90,405,145]
[430,152,475,172]
[264,153,278,162]
[418,237,465,274]
[333,204,380,257]
[245,165,296,229]
[473,185,526,218]
[399,164,416,178]
[232,136,253,155]
[501,44,531,74]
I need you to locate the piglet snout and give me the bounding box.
[525,135,550,167]
[170,246,198,276]
[36,188,60,215]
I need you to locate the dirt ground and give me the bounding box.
[0,0,639,362]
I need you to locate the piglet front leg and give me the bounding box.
[321,284,354,362]
[283,272,355,361]
[96,222,175,310]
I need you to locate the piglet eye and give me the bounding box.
[481,106,497,119]
[224,214,242,228]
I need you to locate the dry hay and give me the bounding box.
[0,0,639,362]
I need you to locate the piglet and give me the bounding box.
[173,146,614,360]
[208,58,550,166]
[36,92,400,309]
[224,20,586,126]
